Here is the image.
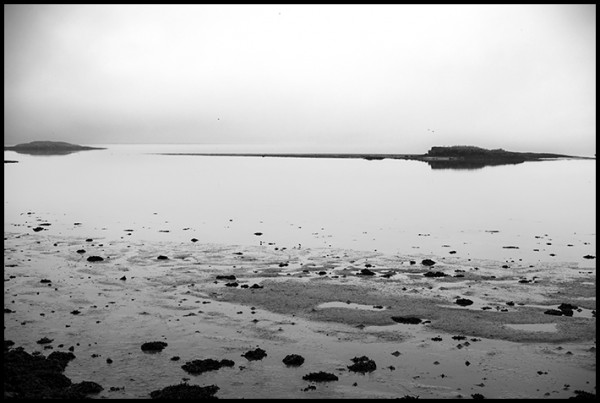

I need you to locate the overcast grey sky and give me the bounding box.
[4,4,596,154]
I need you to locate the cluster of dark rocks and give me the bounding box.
[347,356,377,373]
[544,303,579,317]
[4,344,102,399]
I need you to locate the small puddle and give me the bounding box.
[316,301,388,311]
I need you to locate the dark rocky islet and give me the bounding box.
[4,141,106,156]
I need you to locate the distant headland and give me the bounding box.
[158,145,593,170]
[4,141,106,156]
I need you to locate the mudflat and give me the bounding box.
[4,231,596,399]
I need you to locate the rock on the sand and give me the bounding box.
[282,354,305,367]
[302,371,339,382]
[455,298,474,306]
[242,348,267,361]
[141,341,168,352]
[347,356,377,373]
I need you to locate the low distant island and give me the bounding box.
[4,141,106,156]
[159,145,592,170]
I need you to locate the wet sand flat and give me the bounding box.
[3,230,596,399]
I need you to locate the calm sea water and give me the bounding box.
[4,144,596,266]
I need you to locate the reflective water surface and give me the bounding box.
[4,144,596,266]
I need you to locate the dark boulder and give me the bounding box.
[157,255,169,260]
[141,341,168,352]
[348,356,376,373]
[242,348,267,361]
[181,358,235,375]
[86,256,104,262]
[558,303,578,311]
[358,268,376,276]
[423,271,446,277]
[282,354,305,367]
[216,275,236,280]
[455,298,474,306]
[421,259,436,266]
[391,316,422,325]
[302,371,339,382]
